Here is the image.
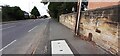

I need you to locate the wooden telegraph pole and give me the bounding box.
[75,0,82,36]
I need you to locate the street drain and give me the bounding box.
[60,50,63,51]
[51,40,74,55]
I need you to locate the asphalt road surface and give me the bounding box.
[1,19,49,54]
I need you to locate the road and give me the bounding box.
[0,19,108,55]
[1,19,49,54]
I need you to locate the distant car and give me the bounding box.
[40,15,48,19]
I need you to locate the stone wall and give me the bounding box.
[80,5,120,54]
[59,5,120,54]
[59,12,77,30]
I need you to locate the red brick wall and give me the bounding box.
[88,2,119,10]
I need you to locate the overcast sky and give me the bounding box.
[0,0,49,16]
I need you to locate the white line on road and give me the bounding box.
[0,40,16,51]
[28,26,38,32]
[1,23,15,26]
[0,26,15,30]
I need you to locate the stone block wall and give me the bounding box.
[59,12,77,30]
[59,5,120,54]
[80,5,120,54]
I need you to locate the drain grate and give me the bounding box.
[51,40,74,55]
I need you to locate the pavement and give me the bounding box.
[34,19,109,55]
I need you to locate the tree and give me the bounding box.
[30,6,40,18]
[47,2,77,21]
[13,6,24,20]
[41,1,88,21]
[2,5,24,21]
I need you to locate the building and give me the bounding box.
[88,0,120,10]
[23,11,29,19]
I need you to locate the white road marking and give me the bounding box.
[28,26,37,32]
[51,40,74,55]
[0,26,15,30]
[2,23,15,26]
[0,40,16,51]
